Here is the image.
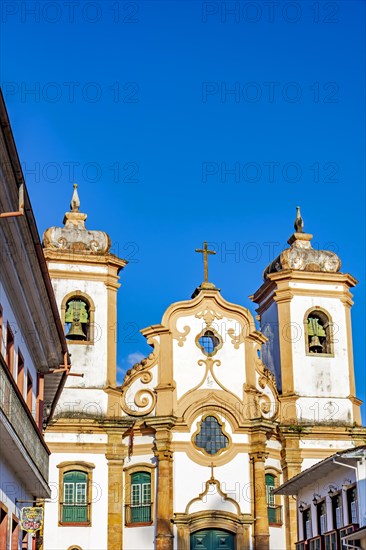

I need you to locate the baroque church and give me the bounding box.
[42,186,365,550]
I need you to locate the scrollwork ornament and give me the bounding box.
[120,338,159,416]
[227,327,245,349]
[195,308,223,327]
[174,325,190,347]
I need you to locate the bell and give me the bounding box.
[66,321,86,340]
[309,335,323,353]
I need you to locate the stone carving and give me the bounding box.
[42,184,111,254]
[120,337,159,416]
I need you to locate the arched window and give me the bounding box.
[305,309,333,355]
[266,474,275,520]
[64,298,90,341]
[57,462,94,526]
[265,471,282,526]
[62,470,88,523]
[127,472,151,524]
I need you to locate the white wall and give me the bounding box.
[44,452,108,550]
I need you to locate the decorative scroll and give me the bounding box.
[254,350,279,421]
[174,324,191,347]
[195,307,223,327]
[120,338,159,417]
[227,327,246,349]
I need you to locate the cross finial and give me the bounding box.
[195,242,216,283]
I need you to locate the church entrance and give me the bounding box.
[190,529,235,549]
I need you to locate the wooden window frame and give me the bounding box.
[124,463,155,527]
[0,305,3,356]
[346,484,358,525]
[6,323,15,374]
[316,498,327,535]
[17,349,25,396]
[21,528,28,550]
[36,373,44,431]
[0,502,8,550]
[302,506,313,540]
[11,514,19,550]
[26,371,33,413]
[57,462,94,527]
[331,491,344,530]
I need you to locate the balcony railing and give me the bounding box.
[268,505,283,525]
[125,504,152,525]
[295,524,360,550]
[0,359,49,481]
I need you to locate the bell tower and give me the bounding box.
[252,208,362,425]
[42,185,127,416]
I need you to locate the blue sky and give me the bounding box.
[1,0,365,422]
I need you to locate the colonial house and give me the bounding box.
[0,91,70,549]
[275,445,366,549]
[42,185,365,550]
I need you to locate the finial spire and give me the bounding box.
[195,242,216,284]
[70,183,80,212]
[294,205,304,233]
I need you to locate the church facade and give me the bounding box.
[43,188,365,550]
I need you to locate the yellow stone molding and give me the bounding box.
[173,510,252,550]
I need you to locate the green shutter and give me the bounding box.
[266,474,276,523]
[130,472,151,523]
[62,471,88,523]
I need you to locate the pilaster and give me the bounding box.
[105,431,128,550]
[146,417,176,550]
[249,429,270,550]
[280,430,302,550]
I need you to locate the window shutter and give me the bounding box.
[130,472,151,523]
[62,471,88,523]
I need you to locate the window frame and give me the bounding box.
[17,349,24,396]
[0,502,8,550]
[265,468,283,527]
[192,413,231,457]
[304,307,335,357]
[6,323,14,374]
[61,291,95,345]
[57,461,95,527]
[124,463,155,527]
[26,371,33,414]
[11,514,19,550]
[331,491,344,530]
[195,326,223,357]
[346,485,358,525]
[302,506,313,541]
[316,498,327,535]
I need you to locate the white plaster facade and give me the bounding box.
[42,194,365,550]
